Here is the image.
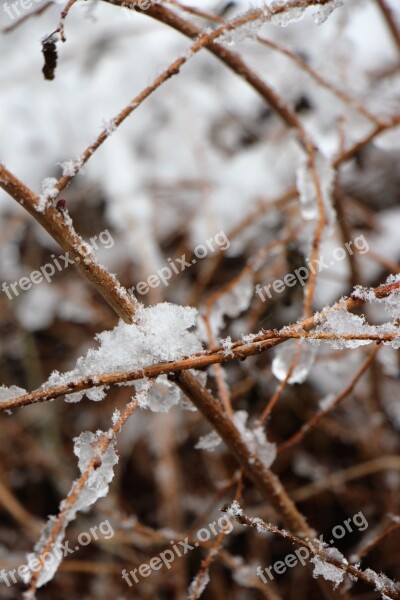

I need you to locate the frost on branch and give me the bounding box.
[23,431,118,589]
[37,177,59,212]
[0,385,27,402]
[225,500,243,518]
[364,568,400,599]
[311,0,343,24]
[352,275,400,320]
[311,551,345,588]
[313,297,400,349]
[220,0,343,46]
[188,569,210,600]
[44,303,203,404]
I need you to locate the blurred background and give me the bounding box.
[0,1,400,598]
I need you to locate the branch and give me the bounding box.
[173,370,312,535]
[226,508,400,600]
[0,165,138,323]
[1,279,398,412]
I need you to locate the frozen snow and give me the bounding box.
[225,500,243,518]
[272,339,317,384]
[233,411,276,469]
[220,335,234,356]
[314,303,400,349]
[43,303,203,404]
[188,569,210,600]
[311,555,345,588]
[24,430,118,588]
[0,385,27,402]
[364,568,400,598]
[195,430,222,452]
[37,177,59,212]
[312,0,343,25]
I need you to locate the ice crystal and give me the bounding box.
[272,340,316,384]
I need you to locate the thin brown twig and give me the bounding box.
[292,455,400,502]
[1,1,53,34]
[26,381,153,595]
[226,508,400,600]
[256,35,382,125]
[278,346,381,453]
[376,0,400,56]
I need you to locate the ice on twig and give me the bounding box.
[43,303,203,405]
[233,410,276,469]
[364,568,400,598]
[225,500,243,518]
[314,303,399,349]
[311,555,345,588]
[23,430,118,588]
[188,569,210,600]
[37,177,59,212]
[353,275,400,320]
[312,0,343,24]
[58,156,84,178]
[0,385,27,402]
[195,430,222,451]
[221,335,234,356]
[220,0,343,46]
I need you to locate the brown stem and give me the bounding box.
[174,370,312,536]
[0,165,137,324]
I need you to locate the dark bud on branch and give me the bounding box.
[56,198,66,212]
[42,34,59,81]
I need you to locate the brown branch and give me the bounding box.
[174,370,312,535]
[1,279,398,412]
[0,165,138,324]
[376,0,400,56]
[26,381,152,594]
[278,346,380,453]
[227,509,400,600]
[1,1,53,34]
[292,455,400,502]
